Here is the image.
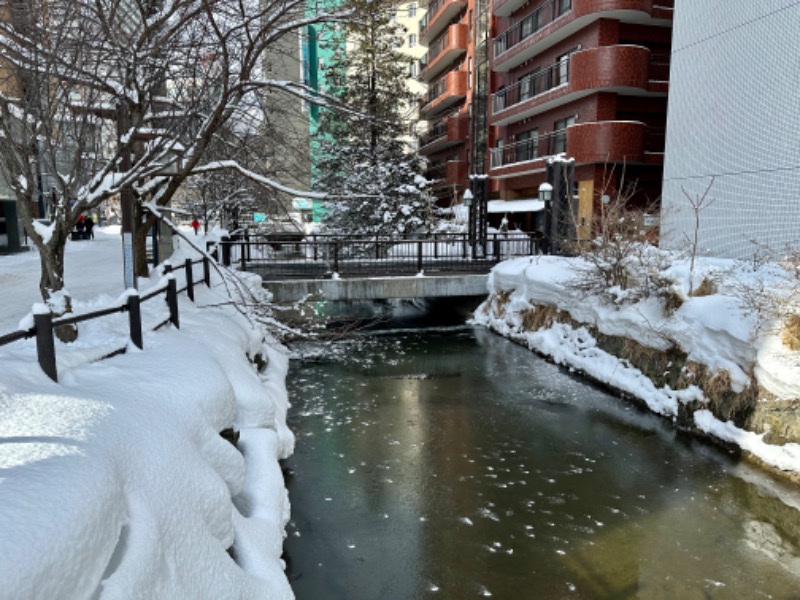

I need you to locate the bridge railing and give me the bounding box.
[218,232,540,278]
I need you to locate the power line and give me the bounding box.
[663,162,800,183]
[672,1,800,54]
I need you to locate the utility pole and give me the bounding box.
[117,103,137,290]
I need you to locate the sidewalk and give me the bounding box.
[0,227,198,333]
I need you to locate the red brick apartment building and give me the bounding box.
[419,0,673,231]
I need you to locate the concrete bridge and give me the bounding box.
[261,273,490,303]
[220,232,538,303]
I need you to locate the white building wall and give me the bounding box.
[659,1,800,260]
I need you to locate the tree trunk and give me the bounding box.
[38,229,78,342]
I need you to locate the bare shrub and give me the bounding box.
[783,314,800,351]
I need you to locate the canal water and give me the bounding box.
[283,325,800,599]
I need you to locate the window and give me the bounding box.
[468,57,473,88]
[520,12,538,39]
[558,0,572,15]
[516,128,539,162]
[390,9,397,20]
[518,68,539,101]
[409,33,417,47]
[555,51,571,86]
[553,116,575,154]
[409,62,418,78]
[408,2,417,17]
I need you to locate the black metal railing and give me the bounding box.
[494,0,571,56]
[490,131,563,168]
[0,256,212,382]
[221,232,540,279]
[492,57,569,114]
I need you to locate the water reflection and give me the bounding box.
[284,327,800,599]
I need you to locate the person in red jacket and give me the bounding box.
[191,218,200,235]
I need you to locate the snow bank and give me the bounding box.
[475,253,800,477]
[0,253,294,598]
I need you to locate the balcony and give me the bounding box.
[489,131,563,175]
[493,0,672,73]
[427,160,467,188]
[419,113,468,155]
[567,120,647,163]
[419,69,468,118]
[420,0,467,44]
[491,46,661,127]
[419,24,469,83]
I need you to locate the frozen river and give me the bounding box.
[284,325,800,599]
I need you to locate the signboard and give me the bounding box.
[253,212,267,223]
[293,198,313,210]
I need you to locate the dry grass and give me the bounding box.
[782,314,800,351]
[663,289,684,316]
[690,277,717,297]
[521,305,570,331]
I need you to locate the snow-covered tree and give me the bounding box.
[0,0,342,320]
[313,0,430,237]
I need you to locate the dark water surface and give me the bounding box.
[283,327,800,599]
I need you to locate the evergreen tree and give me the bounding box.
[313,0,430,237]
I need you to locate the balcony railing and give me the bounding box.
[420,0,467,43]
[421,120,450,147]
[494,0,571,55]
[492,57,569,115]
[426,159,467,185]
[490,131,563,169]
[419,23,468,81]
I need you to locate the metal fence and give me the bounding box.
[0,257,211,382]
[219,232,540,279]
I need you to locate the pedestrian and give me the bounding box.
[84,216,95,240]
[75,215,85,240]
[191,218,200,235]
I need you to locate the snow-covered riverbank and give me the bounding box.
[0,231,295,598]
[473,254,800,480]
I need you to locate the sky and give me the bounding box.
[1,228,799,598]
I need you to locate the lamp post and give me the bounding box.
[538,182,553,255]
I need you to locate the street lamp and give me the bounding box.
[539,182,554,255]
[463,189,473,208]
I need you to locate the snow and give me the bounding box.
[0,228,294,598]
[474,253,800,476]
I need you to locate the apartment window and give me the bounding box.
[516,128,538,162]
[520,12,538,39]
[408,2,417,17]
[556,51,571,86]
[553,116,575,154]
[558,0,572,15]
[468,57,473,88]
[409,62,418,78]
[409,33,417,47]
[518,68,539,102]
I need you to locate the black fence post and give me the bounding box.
[163,262,173,274]
[185,258,194,302]
[206,241,218,263]
[245,230,251,260]
[34,310,57,382]
[493,233,500,261]
[333,241,339,274]
[221,236,231,266]
[167,276,180,329]
[434,233,439,259]
[127,293,143,349]
[203,256,211,287]
[417,240,423,273]
[313,235,318,261]
[240,239,246,271]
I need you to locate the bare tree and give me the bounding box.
[681,177,715,294]
[0,0,347,323]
